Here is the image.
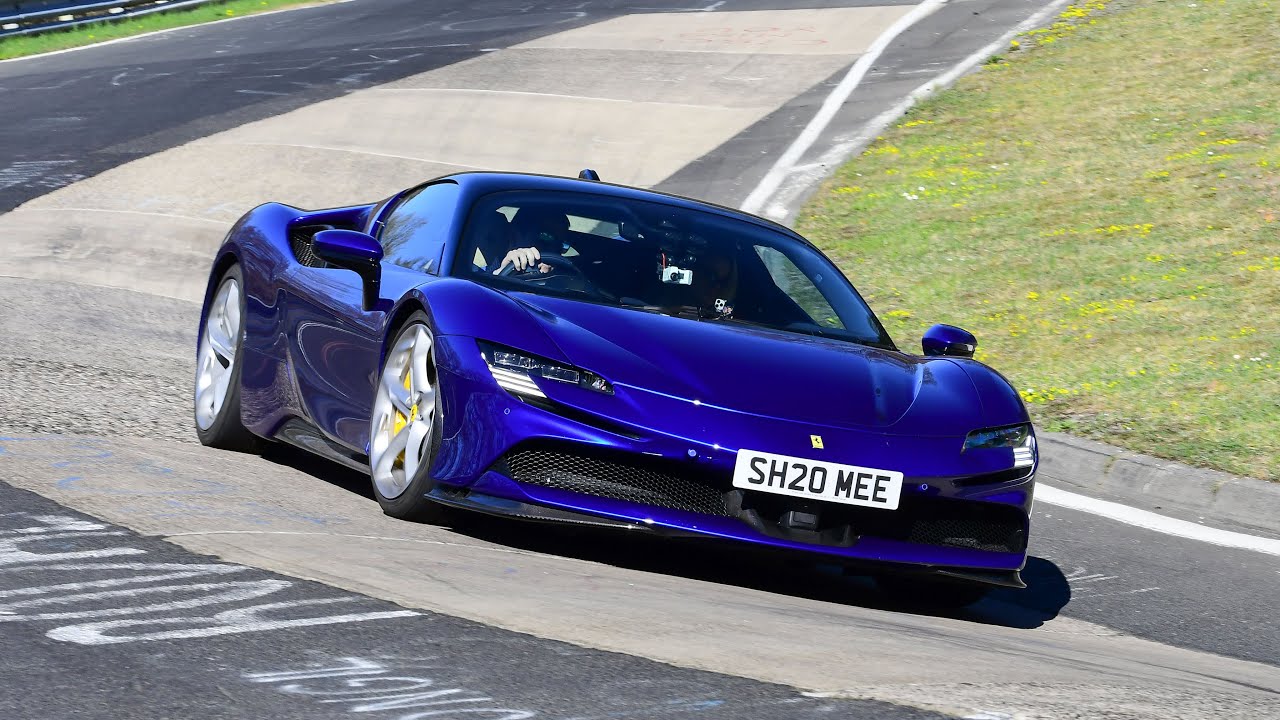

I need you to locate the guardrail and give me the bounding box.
[0,0,218,39]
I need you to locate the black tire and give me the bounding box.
[194,263,262,453]
[876,575,990,609]
[371,313,449,523]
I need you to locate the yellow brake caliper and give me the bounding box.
[392,369,416,469]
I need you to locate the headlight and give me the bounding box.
[479,342,613,398]
[963,423,1036,469]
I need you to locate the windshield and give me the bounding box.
[452,189,893,348]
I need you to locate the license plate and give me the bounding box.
[732,449,903,510]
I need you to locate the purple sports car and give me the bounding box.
[195,170,1037,607]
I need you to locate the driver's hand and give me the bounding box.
[495,247,541,274]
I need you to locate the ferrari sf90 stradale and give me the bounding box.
[195,170,1037,606]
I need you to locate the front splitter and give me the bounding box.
[425,485,1025,588]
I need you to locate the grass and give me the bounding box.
[797,0,1280,480]
[0,0,332,60]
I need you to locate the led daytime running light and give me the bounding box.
[1013,436,1037,469]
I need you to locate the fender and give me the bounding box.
[949,358,1031,428]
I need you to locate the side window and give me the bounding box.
[754,246,845,330]
[379,182,461,273]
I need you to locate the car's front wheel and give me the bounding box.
[369,312,448,522]
[194,264,260,452]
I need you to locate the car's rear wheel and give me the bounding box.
[194,264,260,452]
[875,575,990,609]
[369,312,448,522]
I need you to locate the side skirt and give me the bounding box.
[273,418,369,474]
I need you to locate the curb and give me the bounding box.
[1036,432,1280,537]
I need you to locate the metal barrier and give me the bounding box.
[1,0,218,39]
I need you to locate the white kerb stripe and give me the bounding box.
[738,0,950,215]
[1036,483,1280,557]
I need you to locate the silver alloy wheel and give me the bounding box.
[369,324,437,500]
[195,277,242,431]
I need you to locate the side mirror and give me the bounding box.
[312,229,383,311]
[922,324,977,358]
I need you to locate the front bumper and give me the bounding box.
[430,335,1035,586]
[426,480,1027,589]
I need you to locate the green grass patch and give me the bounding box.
[797,0,1280,479]
[0,0,333,60]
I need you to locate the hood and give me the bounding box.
[509,293,987,436]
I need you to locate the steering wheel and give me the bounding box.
[498,253,585,279]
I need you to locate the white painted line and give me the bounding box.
[371,86,723,111]
[205,142,492,170]
[738,0,949,215]
[614,1,723,11]
[1037,483,1280,557]
[753,0,1077,220]
[164,530,583,561]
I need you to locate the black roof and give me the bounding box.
[441,171,812,248]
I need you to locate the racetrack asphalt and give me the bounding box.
[1,1,1278,718]
[0,482,952,720]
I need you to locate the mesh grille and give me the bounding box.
[501,448,1024,552]
[907,514,1024,553]
[289,225,333,268]
[503,450,731,517]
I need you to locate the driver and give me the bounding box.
[471,209,515,272]
[494,206,570,275]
